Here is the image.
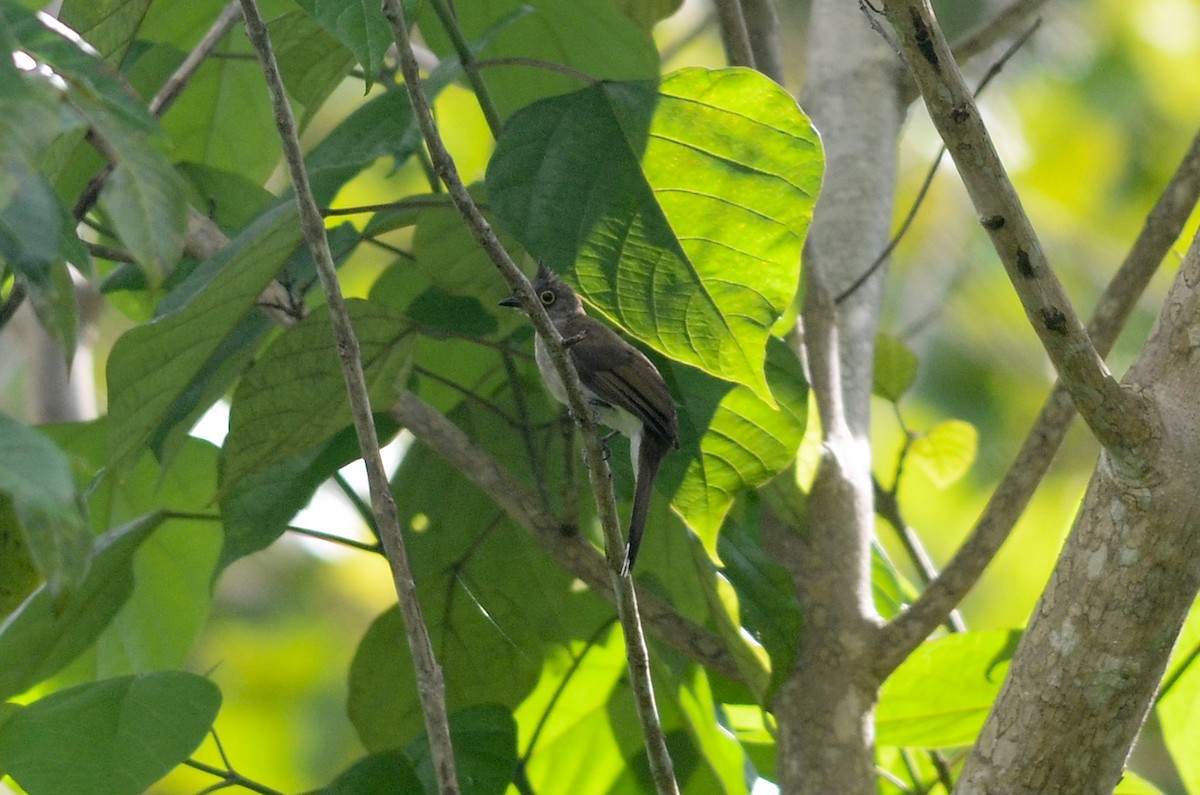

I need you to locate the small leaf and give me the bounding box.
[296,0,403,90]
[97,145,188,283]
[909,419,978,488]
[0,671,220,795]
[877,629,1021,748]
[873,333,918,402]
[0,513,163,702]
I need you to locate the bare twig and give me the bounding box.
[237,2,460,792]
[380,3,680,791]
[876,124,1200,676]
[151,1,243,115]
[877,0,1150,470]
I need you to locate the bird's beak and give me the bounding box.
[498,296,521,308]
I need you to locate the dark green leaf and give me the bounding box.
[488,68,821,403]
[221,299,414,489]
[416,0,658,119]
[0,671,220,795]
[59,0,155,63]
[320,750,422,795]
[0,513,162,702]
[106,203,302,465]
[270,9,356,124]
[0,414,89,602]
[406,706,517,795]
[296,0,401,90]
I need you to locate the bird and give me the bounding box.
[500,263,679,573]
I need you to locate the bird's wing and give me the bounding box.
[566,319,678,445]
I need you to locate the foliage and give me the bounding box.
[0,0,1197,794]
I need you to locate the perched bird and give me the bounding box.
[500,263,679,573]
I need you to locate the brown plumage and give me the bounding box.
[501,263,679,572]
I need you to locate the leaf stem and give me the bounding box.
[426,0,504,137]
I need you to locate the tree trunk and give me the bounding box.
[768,2,904,792]
[957,230,1200,793]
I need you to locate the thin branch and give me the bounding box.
[740,0,785,84]
[877,0,1151,470]
[286,524,381,554]
[837,19,1040,305]
[427,0,503,137]
[713,0,756,69]
[390,391,749,685]
[323,195,462,216]
[74,3,242,222]
[237,3,460,793]
[150,1,243,116]
[898,0,1052,105]
[381,4,680,791]
[876,124,1200,677]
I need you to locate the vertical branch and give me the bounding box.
[379,3,680,792]
[236,2,461,792]
[713,0,756,69]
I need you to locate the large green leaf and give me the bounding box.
[106,203,302,465]
[416,0,658,120]
[0,514,162,702]
[349,388,603,751]
[59,0,155,63]
[320,750,422,794]
[270,9,356,124]
[876,629,1021,748]
[43,421,221,677]
[487,67,821,402]
[0,671,220,795]
[668,338,808,550]
[0,414,89,602]
[221,299,414,490]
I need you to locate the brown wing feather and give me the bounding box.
[564,318,678,445]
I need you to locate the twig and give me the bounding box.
[427,0,503,137]
[237,2,461,792]
[837,18,1040,305]
[381,3,680,792]
[74,3,242,222]
[740,0,785,84]
[150,1,243,116]
[877,0,1149,470]
[875,124,1200,678]
[713,0,756,69]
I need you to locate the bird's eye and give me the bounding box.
[539,290,555,305]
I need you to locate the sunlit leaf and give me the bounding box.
[0,671,220,795]
[488,67,821,403]
[873,333,918,403]
[909,419,978,488]
[877,629,1020,748]
[406,706,517,795]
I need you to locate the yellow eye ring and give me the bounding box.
[540,290,555,305]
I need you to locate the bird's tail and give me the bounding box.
[622,431,672,575]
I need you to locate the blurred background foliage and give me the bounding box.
[2,0,1200,791]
